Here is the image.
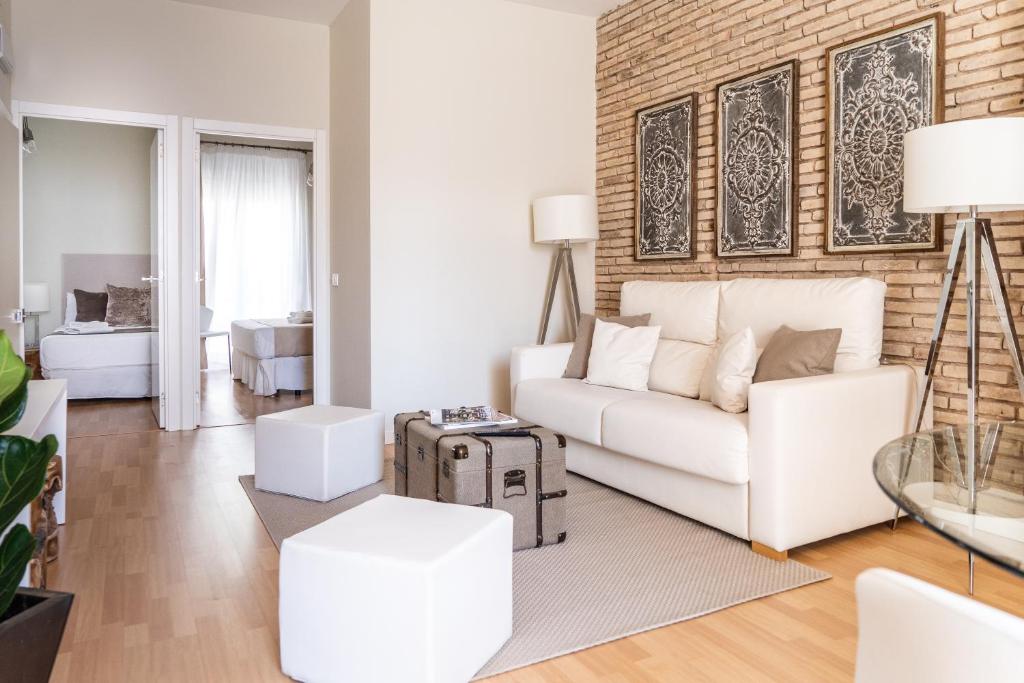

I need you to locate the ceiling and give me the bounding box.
[172,0,349,24]
[170,0,626,24]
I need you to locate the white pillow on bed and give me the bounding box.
[64,293,77,326]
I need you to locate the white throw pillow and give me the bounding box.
[585,318,662,392]
[64,292,77,326]
[710,327,758,413]
[648,339,713,398]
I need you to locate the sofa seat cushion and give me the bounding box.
[602,395,750,485]
[514,377,664,446]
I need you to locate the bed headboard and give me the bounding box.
[61,253,151,318]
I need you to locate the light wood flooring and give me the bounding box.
[47,405,1024,682]
[66,371,311,438]
[199,368,311,428]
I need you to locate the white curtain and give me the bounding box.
[201,143,311,332]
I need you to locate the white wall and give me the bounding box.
[23,119,154,336]
[0,0,11,112]
[330,0,596,437]
[11,0,329,129]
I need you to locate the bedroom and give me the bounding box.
[197,133,316,427]
[20,117,318,433]
[21,116,164,435]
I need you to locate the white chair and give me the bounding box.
[279,495,513,683]
[199,305,231,372]
[855,568,1024,682]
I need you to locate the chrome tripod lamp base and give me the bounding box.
[898,118,1024,593]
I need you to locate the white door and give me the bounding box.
[148,131,166,428]
[0,116,21,351]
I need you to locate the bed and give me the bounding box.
[230,319,313,396]
[39,254,156,400]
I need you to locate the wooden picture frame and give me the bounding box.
[634,93,697,260]
[825,13,945,254]
[715,60,799,258]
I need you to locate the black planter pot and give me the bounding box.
[0,588,73,683]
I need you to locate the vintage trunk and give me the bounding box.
[393,412,567,550]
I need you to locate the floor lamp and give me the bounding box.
[900,117,1024,592]
[533,195,598,344]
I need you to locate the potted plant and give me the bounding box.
[0,330,72,682]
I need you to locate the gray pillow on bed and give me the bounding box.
[105,284,151,327]
[73,289,108,322]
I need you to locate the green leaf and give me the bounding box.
[0,524,36,617]
[0,332,29,433]
[0,434,56,534]
[0,367,29,435]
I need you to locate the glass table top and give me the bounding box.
[874,421,1024,578]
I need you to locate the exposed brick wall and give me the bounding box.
[596,0,1024,425]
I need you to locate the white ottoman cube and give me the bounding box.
[280,495,513,683]
[256,405,383,502]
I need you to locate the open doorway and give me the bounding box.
[20,115,168,438]
[196,134,315,427]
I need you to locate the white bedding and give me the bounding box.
[40,330,155,399]
[232,352,312,396]
[43,366,153,400]
[41,331,153,370]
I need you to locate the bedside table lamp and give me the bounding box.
[533,194,598,344]
[23,282,50,348]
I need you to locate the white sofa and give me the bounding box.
[511,277,927,557]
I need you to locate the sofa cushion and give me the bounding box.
[620,280,721,344]
[562,312,651,379]
[753,325,842,383]
[718,277,884,372]
[514,377,663,446]
[602,394,749,485]
[647,339,713,398]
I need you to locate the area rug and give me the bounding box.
[239,471,829,679]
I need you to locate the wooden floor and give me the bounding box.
[199,368,311,428]
[66,371,311,438]
[47,407,1024,682]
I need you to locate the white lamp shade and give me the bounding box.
[23,282,50,313]
[904,117,1024,214]
[533,194,599,244]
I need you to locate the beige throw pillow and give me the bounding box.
[584,319,661,392]
[563,312,651,379]
[710,327,758,413]
[753,325,842,383]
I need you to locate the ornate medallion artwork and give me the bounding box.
[826,14,944,253]
[635,94,696,260]
[716,61,797,257]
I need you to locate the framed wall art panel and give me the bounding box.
[716,60,798,258]
[634,93,697,260]
[825,13,944,254]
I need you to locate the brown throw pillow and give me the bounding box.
[105,284,152,327]
[753,325,842,383]
[563,313,652,379]
[73,289,109,323]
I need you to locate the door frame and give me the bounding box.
[11,101,182,430]
[182,118,330,429]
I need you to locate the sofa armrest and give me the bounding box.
[747,364,929,553]
[509,343,573,404]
